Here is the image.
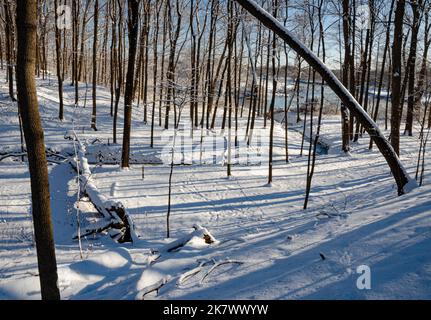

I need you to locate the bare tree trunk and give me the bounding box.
[72,0,80,105]
[121,0,140,168]
[404,0,424,136]
[91,0,99,130]
[109,1,117,118]
[159,3,168,127]
[369,0,395,149]
[16,0,60,300]
[190,0,197,127]
[390,0,406,155]
[341,0,351,152]
[227,0,233,177]
[3,0,16,101]
[151,1,162,147]
[77,0,91,82]
[113,0,123,144]
[416,6,431,128]
[268,0,278,184]
[142,2,151,124]
[165,0,182,129]
[304,0,325,209]
[54,0,64,120]
[348,0,356,141]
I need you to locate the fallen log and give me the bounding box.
[0,150,68,163]
[70,137,138,243]
[138,276,170,300]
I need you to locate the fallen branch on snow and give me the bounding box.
[69,136,138,243]
[200,259,244,284]
[138,276,171,300]
[177,259,214,286]
[161,224,218,253]
[0,150,68,164]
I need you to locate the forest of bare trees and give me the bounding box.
[1,0,431,300]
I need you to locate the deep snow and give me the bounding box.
[0,69,430,300]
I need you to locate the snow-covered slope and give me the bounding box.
[0,71,430,299]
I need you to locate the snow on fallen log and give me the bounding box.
[70,137,138,243]
[72,218,113,239]
[137,276,171,300]
[161,224,219,253]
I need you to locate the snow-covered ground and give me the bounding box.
[0,70,430,300]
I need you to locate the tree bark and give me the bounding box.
[91,0,99,130]
[121,0,140,168]
[3,0,16,101]
[54,0,64,120]
[404,0,423,136]
[391,0,406,155]
[341,0,351,152]
[369,0,395,149]
[16,0,60,300]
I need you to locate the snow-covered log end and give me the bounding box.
[162,224,219,253]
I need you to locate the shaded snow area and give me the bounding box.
[0,71,430,300]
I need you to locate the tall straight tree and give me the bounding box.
[391,0,406,155]
[151,0,163,147]
[164,0,182,129]
[121,0,140,168]
[109,0,117,117]
[72,0,80,105]
[369,0,396,149]
[91,0,99,130]
[54,0,64,120]
[404,0,424,136]
[113,0,124,144]
[416,4,431,128]
[3,0,15,101]
[268,0,278,184]
[226,0,234,177]
[142,1,151,124]
[341,0,351,152]
[16,0,60,300]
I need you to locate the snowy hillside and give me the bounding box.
[0,70,430,300]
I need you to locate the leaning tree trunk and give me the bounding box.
[16,0,60,300]
[235,0,414,195]
[121,0,140,168]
